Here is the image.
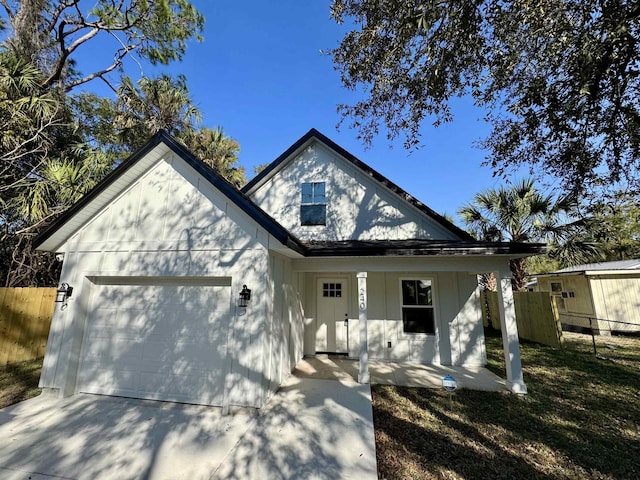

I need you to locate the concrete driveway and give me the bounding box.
[0,376,377,480]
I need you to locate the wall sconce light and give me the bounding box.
[55,283,73,304]
[238,284,252,307]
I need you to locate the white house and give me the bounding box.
[34,129,543,411]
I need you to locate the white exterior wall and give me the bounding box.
[301,270,486,366]
[249,142,460,241]
[262,252,305,405]
[40,154,273,408]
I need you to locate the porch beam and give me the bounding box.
[494,269,528,394]
[357,272,370,384]
[292,256,517,274]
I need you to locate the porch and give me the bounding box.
[294,355,507,392]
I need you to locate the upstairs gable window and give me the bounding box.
[300,182,326,226]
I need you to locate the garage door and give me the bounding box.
[77,279,232,406]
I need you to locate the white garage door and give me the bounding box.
[77,279,232,406]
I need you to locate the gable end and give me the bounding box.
[243,128,474,241]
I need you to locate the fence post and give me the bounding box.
[589,317,597,355]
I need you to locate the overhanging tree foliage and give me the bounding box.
[330,0,640,195]
[0,2,246,287]
[1,0,205,92]
[458,179,602,290]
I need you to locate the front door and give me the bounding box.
[316,278,349,354]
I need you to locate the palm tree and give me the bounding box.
[115,74,201,150]
[0,51,65,180]
[458,179,600,290]
[183,127,245,188]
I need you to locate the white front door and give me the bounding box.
[316,278,349,353]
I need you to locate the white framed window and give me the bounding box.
[300,182,326,226]
[400,279,435,334]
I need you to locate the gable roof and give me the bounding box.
[242,128,475,241]
[34,130,544,259]
[33,130,306,254]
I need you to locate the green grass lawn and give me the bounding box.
[373,331,640,479]
[0,357,43,409]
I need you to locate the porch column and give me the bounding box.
[357,272,370,384]
[495,268,527,394]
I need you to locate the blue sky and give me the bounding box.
[31,1,530,222]
[184,1,504,220]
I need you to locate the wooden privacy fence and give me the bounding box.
[0,288,56,365]
[482,291,563,348]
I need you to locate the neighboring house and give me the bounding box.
[536,259,640,334]
[34,129,543,411]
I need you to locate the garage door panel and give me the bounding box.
[78,363,140,392]
[138,341,225,370]
[82,338,144,364]
[77,282,231,406]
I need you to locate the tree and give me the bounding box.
[112,77,245,185]
[581,191,640,261]
[458,179,600,290]
[184,127,245,188]
[0,1,206,286]
[0,0,205,92]
[115,74,201,150]
[330,0,640,196]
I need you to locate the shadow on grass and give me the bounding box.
[373,331,640,479]
[374,387,549,479]
[0,357,43,409]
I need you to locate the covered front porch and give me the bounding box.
[294,354,507,392]
[290,253,531,394]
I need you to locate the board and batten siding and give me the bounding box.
[248,141,460,242]
[301,271,485,366]
[262,253,305,405]
[40,154,274,408]
[590,275,640,332]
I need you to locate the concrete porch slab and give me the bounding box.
[294,355,507,392]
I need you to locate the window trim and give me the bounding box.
[398,277,436,336]
[300,181,327,226]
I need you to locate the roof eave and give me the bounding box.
[34,130,307,254]
[300,241,546,258]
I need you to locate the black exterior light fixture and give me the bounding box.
[238,284,252,307]
[55,283,73,304]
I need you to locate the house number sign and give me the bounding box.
[359,288,366,310]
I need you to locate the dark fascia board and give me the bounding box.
[33,130,306,255]
[534,272,585,278]
[242,128,476,241]
[299,240,547,257]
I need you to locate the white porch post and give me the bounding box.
[357,272,370,384]
[495,269,528,394]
